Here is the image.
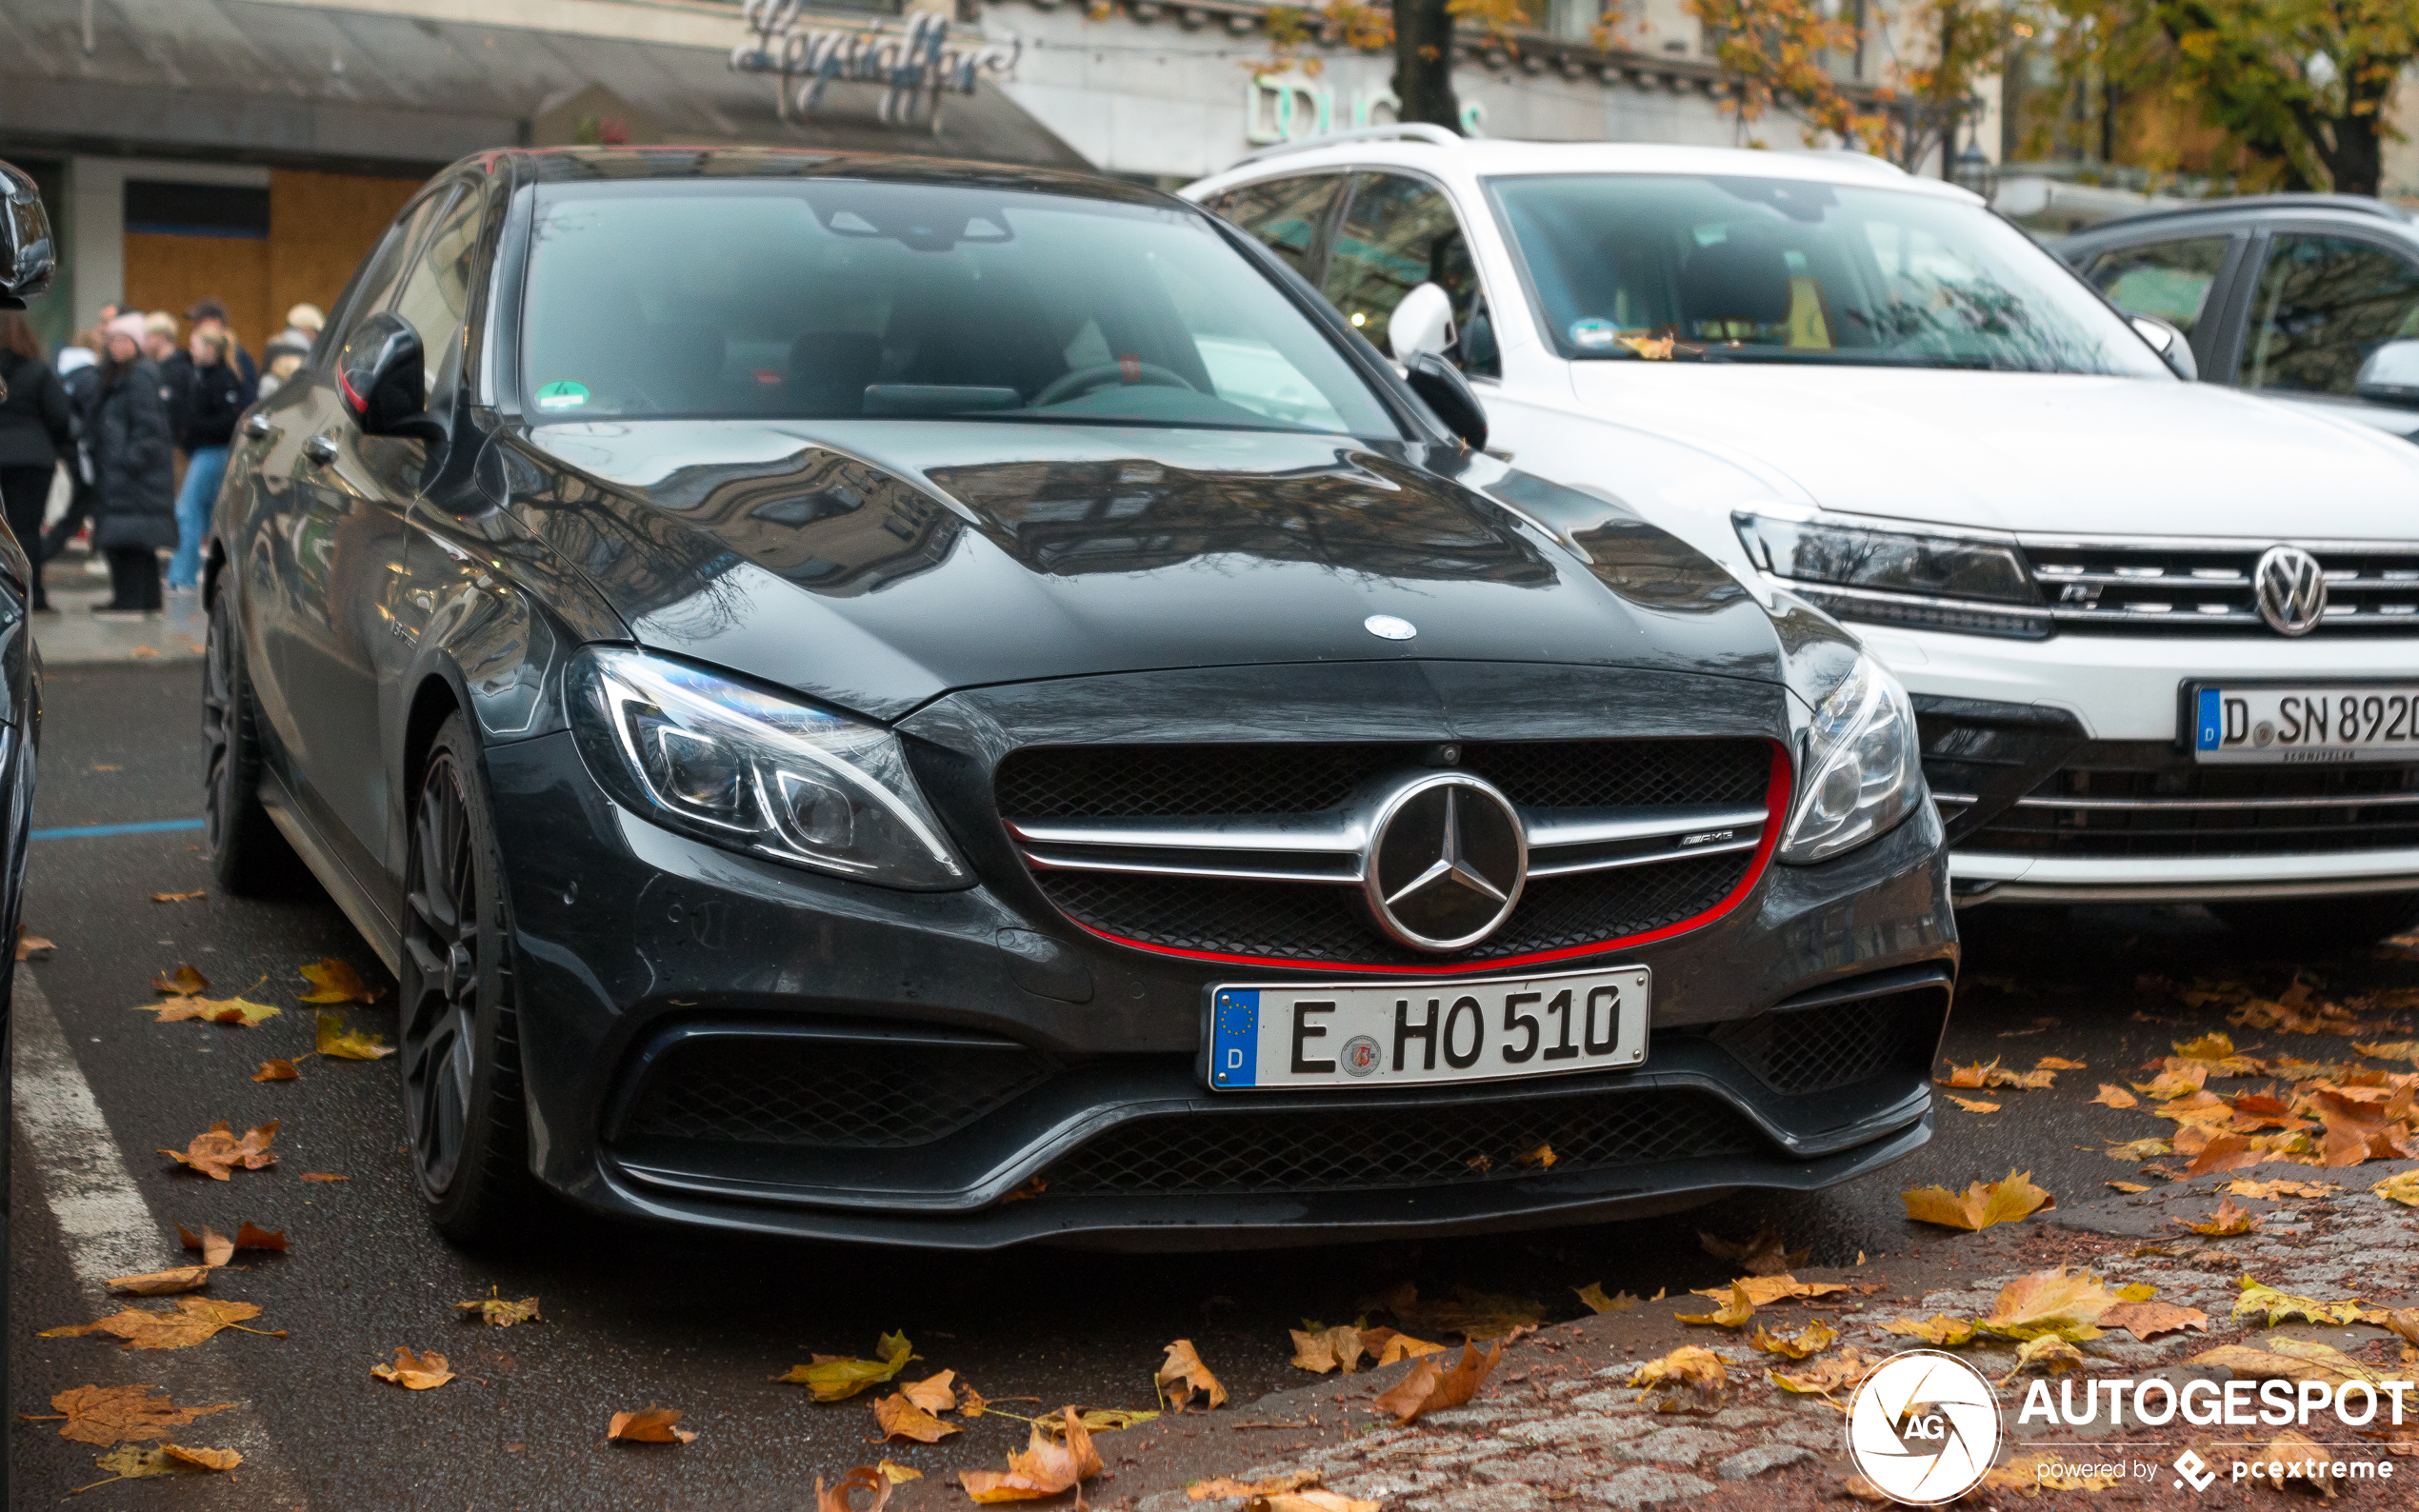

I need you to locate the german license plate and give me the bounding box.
[2190,684,2419,765]
[1204,965,1649,1091]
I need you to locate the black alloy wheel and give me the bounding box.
[202,587,295,893]
[400,711,540,1245]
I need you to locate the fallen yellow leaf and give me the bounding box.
[1675,1282,1755,1329]
[1879,1315,1977,1347]
[1976,1266,2117,1343]
[959,1407,1100,1502]
[1156,1339,1227,1412]
[1901,1169,2054,1231]
[872,1390,958,1442]
[1369,1340,1499,1424]
[2090,1084,2140,1109]
[1749,1319,1838,1359]
[298,958,383,1004]
[2096,1302,2209,1341]
[607,1405,695,1444]
[775,1331,916,1402]
[156,1121,277,1181]
[2176,1198,2261,1236]
[899,1369,955,1413]
[370,1346,454,1389]
[104,1266,214,1297]
[41,1297,280,1351]
[1574,1283,1638,1314]
[22,1384,236,1446]
[1947,1095,2000,1113]
[2235,1277,2369,1327]
[1629,1344,1726,1410]
[2373,1169,2419,1206]
[453,1292,540,1326]
[151,965,210,997]
[314,1010,394,1060]
[70,1442,241,1494]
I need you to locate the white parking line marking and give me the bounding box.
[12,965,160,1296]
[11,965,308,1505]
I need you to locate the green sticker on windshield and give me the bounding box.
[535,379,590,410]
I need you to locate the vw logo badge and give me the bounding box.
[1364,614,1417,641]
[1362,772,1527,952]
[2253,545,2327,637]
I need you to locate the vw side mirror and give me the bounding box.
[337,310,446,444]
[2354,338,2419,408]
[2129,313,2197,381]
[1405,351,1488,453]
[1389,282,1457,364]
[0,161,57,312]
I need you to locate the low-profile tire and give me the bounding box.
[401,711,543,1248]
[202,587,299,894]
[2209,892,2419,953]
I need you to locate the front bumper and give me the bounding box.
[486,667,1956,1249]
[1867,627,2419,905]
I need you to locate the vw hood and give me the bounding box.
[1565,364,2419,539]
[514,421,1794,722]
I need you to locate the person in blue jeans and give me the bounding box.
[166,312,253,591]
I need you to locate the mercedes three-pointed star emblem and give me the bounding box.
[1361,772,1528,952]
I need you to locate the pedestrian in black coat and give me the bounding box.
[0,312,70,612]
[90,314,175,617]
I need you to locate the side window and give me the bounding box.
[2085,235,2230,337]
[326,194,442,357]
[1215,175,1343,278]
[1322,172,1499,377]
[390,186,486,405]
[2236,233,2419,396]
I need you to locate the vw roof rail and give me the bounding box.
[1230,123,1465,169]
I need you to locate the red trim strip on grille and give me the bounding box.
[1058,740,1794,976]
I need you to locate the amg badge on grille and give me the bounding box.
[1362,773,1528,951]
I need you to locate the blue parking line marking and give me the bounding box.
[2195,687,2221,751]
[30,818,207,841]
[1211,989,1259,1088]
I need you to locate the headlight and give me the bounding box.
[567,647,970,889]
[1735,512,2050,640]
[1780,654,1924,865]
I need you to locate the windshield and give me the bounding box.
[1488,173,2169,375]
[521,180,1398,435]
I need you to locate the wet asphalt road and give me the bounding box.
[10,662,2416,1508]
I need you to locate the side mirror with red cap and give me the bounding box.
[337,311,447,445]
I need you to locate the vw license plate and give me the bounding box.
[1205,965,1649,1091]
[2190,684,2419,765]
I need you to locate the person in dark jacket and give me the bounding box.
[0,311,71,613]
[165,322,251,591]
[90,313,176,618]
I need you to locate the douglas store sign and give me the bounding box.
[1848,1351,2407,1503]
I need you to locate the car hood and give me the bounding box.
[516,421,1790,721]
[1564,364,2419,538]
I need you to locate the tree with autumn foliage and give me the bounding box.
[1264,0,1535,132]
[1684,0,2028,169]
[2049,0,2419,194]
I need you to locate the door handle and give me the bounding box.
[243,412,276,439]
[303,435,339,466]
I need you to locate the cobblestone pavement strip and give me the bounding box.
[889,1172,2419,1512]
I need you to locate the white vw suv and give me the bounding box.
[1185,130,2419,945]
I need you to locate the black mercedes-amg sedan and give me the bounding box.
[203,146,1956,1249]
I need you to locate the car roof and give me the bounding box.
[460,146,1176,210]
[1188,131,1982,204]
[2062,193,2419,245]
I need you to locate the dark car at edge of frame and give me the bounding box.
[202,146,1957,1251]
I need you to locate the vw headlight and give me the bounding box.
[568,647,970,889]
[1781,654,1924,865]
[1735,512,2049,640]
